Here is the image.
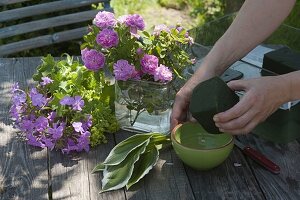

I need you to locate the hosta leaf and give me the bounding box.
[103,134,153,166]
[101,142,148,193]
[91,163,106,174]
[126,146,159,189]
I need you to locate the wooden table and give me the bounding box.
[0,57,299,200]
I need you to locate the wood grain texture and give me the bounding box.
[50,133,125,200]
[0,0,109,22]
[0,27,88,57]
[114,130,195,200]
[0,58,48,200]
[185,148,265,200]
[0,10,98,39]
[238,134,300,200]
[0,0,29,6]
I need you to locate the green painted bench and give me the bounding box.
[0,0,112,57]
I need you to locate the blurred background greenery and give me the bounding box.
[1,0,299,57]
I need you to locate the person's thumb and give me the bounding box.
[227,79,247,91]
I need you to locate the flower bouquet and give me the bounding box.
[10,55,119,154]
[81,11,195,133]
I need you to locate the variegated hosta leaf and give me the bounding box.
[126,146,159,189]
[103,134,153,166]
[91,162,105,174]
[101,141,148,193]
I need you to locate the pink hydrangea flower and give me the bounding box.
[154,64,173,82]
[96,29,119,48]
[81,48,105,71]
[140,54,159,75]
[113,60,136,81]
[93,11,116,29]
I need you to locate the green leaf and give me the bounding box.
[126,146,159,189]
[103,134,153,166]
[101,142,148,193]
[91,163,106,173]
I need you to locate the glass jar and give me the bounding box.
[114,79,174,134]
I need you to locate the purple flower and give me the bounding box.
[77,131,90,152]
[48,123,64,140]
[119,14,145,34]
[20,119,35,133]
[93,11,116,29]
[72,122,84,133]
[11,91,26,106]
[27,133,43,148]
[30,88,47,107]
[40,77,53,86]
[136,48,144,55]
[47,111,56,122]
[62,139,78,154]
[140,54,159,75]
[41,136,55,149]
[35,116,49,132]
[81,49,106,71]
[60,95,74,106]
[82,115,92,131]
[96,29,119,48]
[153,24,170,35]
[113,60,136,81]
[72,96,84,111]
[154,64,173,82]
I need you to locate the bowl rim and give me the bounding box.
[171,122,234,151]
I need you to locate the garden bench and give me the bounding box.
[0,0,112,57]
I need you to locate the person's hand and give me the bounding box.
[170,88,191,130]
[213,76,290,135]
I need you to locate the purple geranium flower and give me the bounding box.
[27,133,43,148]
[93,11,116,29]
[72,96,84,111]
[20,119,35,133]
[48,123,64,140]
[113,60,136,81]
[96,29,119,48]
[29,88,47,107]
[72,122,84,133]
[140,54,159,75]
[59,95,74,106]
[40,77,53,86]
[154,64,173,82]
[81,48,106,71]
[35,116,49,132]
[76,131,90,152]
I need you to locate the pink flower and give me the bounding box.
[96,29,119,48]
[81,48,105,71]
[93,11,116,29]
[140,54,159,75]
[118,14,145,34]
[113,60,136,81]
[154,64,173,82]
[153,24,170,35]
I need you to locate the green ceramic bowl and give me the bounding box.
[171,122,234,170]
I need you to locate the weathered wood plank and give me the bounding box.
[0,0,109,23]
[0,0,29,6]
[0,27,88,57]
[238,134,300,199]
[0,57,48,200]
[184,147,265,199]
[50,133,125,200]
[114,131,195,200]
[0,10,99,39]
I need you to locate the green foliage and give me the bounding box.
[33,54,119,147]
[92,133,170,192]
[157,0,187,10]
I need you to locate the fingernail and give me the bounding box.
[215,123,220,127]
